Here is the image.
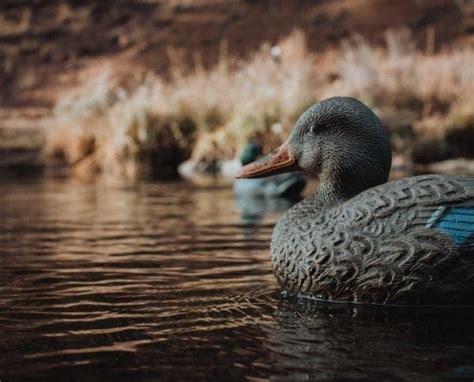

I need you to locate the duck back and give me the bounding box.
[271,174,474,305]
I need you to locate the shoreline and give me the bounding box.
[1,122,473,178]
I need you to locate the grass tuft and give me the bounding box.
[45,29,474,177]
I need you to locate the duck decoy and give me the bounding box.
[234,143,307,197]
[236,97,474,305]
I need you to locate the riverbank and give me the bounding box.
[42,30,474,178]
[1,1,473,178]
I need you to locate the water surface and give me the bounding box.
[1,179,473,381]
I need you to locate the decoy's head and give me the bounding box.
[236,97,392,199]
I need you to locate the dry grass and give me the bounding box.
[45,29,474,177]
[326,30,474,160]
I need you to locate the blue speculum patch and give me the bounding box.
[428,207,474,245]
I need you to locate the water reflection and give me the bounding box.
[0,179,473,381]
[234,194,298,225]
[264,297,474,381]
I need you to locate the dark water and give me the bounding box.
[1,179,473,381]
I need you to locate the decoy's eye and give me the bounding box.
[309,125,316,134]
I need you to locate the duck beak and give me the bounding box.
[236,139,300,179]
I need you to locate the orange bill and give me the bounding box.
[235,140,300,179]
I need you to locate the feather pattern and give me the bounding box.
[271,175,474,305]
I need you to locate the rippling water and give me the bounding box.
[1,178,473,381]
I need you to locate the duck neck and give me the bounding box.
[318,180,351,206]
[316,147,391,206]
[316,169,368,207]
[287,174,366,222]
[285,182,342,218]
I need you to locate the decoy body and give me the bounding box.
[236,97,474,305]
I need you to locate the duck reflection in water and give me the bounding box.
[234,143,306,224]
[262,295,474,381]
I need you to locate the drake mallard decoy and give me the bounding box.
[233,143,306,197]
[236,97,474,305]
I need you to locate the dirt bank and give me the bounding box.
[1,0,472,109]
[0,0,473,174]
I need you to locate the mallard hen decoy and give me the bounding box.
[236,97,474,305]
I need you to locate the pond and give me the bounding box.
[1,178,473,381]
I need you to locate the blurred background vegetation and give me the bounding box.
[0,0,473,178]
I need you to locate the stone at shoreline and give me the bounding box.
[0,107,51,172]
[0,126,45,172]
[418,158,474,175]
[178,158,241,180]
